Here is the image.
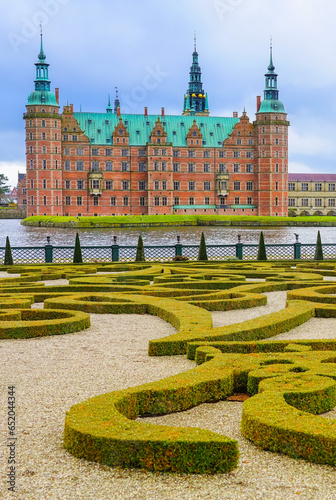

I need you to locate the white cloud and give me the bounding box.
[0,162,25,189]
[288,161,315,174]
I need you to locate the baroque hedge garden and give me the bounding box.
[1,259,336,474]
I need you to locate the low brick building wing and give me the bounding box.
[20,37,289,217]
[288,174,336,216]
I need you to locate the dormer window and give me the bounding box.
[42,109,45,113]
[157,130,161,136]
[192,131,197,137]
[119,129,123,135]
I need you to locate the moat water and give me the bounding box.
[1,219,336,247]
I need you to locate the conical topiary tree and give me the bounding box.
[198,232,208,261]
[314,230,323,260]
[4,236,13,265]
[135,234,145,262]
[73,233,83,264]
[257,231,267,261]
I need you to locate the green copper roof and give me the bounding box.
[73,112,239,147]
[27,90,58,106]
[258,99,285,113]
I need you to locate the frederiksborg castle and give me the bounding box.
[17,36,336,218]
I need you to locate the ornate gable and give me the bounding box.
[150,118,167,144]
[186,120,203,147]
[112,118,129,144]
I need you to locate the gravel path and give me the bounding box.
[0,292,336,499]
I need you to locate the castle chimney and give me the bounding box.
[257,96,261,112]
[117,106,121,117]
[161,107,165,117]
[70,104,73,113]
[233,112,238,118]
[55,88,59,105]
[144,107,148,117]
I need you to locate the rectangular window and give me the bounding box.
[122,180,129,190]
[162,180,167,190]
[315,183,322,191]
[55,196,58,206]
[72,135,78,142]
[64,147,70,155]
[173,162,180,172]
[205,197,210,204]
[30,159,33,169]
[121,162,129,171]
[154,161,159,171]
[92,180,100,189]
[188,181,195,191]
[105,149,112,156]
[121,149,129,157]
[302,198,309,207]
[247,196,252,205]
[106,161,113,171]
[246,151,253,158]
[275,197,278,206]
[288,198,296,207]
[65,180,71,189]
[174,197,179,205]
[138,149,146,157]
[301,183,309,191]
[173,181,180,190]
[154,180,160,190]
[154,148,159,156]
[92,162,99,171]
[236,139,242,145]
[288,182,295,191]
[106,180,113,190]
[162,196,167,206]
[219,163,226,173]
[65,196,71,206]
[218,151,226,158]
[246,181,253,190]
[55,160,58,169]
[328,198,336,207]
[30,146,33,153]
[154,196,160,206]
[315,198,322,207]
[76,161,84,171]
[234,181,241,190]
[42,159,46,169]
[233,163,240,173]
[122,196,128,206]
[77,196,82,206]
[203,181,211,190]
[248,139,253,145]
[188,163,195,172]
[111,196,116,206]
[65,161,70,170]
[76,148,83,155]
[246,164,253,173]
[173,150,180,157]
[92,148,99,156]
[161,149,167,156]
[189,197,194,205]
[233,151,240,158]
[63,134,68,141]
[43,196,47,206]
[161,162,167,171]
[42,120,45,127]
[93,196,99,206]
[139,180,146,190]
[188,150,195,158]
[329,183,336,192]
[139,196,145,206]
[55,180,59,189]
[138,162,146,171]
[203,150,210,158]
[42,132,45,140]
[30,179,34,189]
[220,180,227,190]
[77,180,84,190]
[43,179,47,189]
[203,163,210,173]
[234,197,240,205]
[31,196,34,205]
[275,138,279,145]
[275,181,279,191]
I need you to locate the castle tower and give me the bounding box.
[182,35,209,116]
[254,41,289,216]
[24,33,62,216]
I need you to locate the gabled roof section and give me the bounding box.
[73,112,240,147]
[288,174,336,182]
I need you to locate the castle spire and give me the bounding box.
[182,36,209,116]
[268,36,275,72]
[257,40,285,113]
[106,93,112,113]
[114,87,120,114]
[27,32,58,106]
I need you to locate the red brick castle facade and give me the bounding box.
[20,36,289,217]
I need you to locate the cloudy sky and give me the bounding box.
[1,0,336,188]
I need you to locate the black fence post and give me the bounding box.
[45,244,53,263]
[235,234,243,260]
[175,235,182,257]
[294,234,301,260]
[112,235,119,262]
